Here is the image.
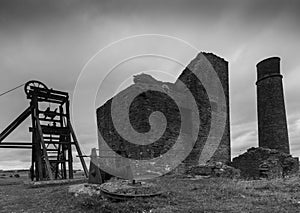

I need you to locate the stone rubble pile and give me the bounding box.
[186,161,240,179]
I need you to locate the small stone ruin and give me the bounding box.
[231,147,299,179]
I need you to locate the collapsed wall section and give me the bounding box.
[176,52,230,165]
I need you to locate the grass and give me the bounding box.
[1,172,300,212]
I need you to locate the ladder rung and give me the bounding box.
[49,160,68,163]
[47,155,58,158]
[38,118,62,122]
[43,136,60,139]
[38,111,67,117]
[46,149,59,151]
[44,140,60,143]
[29,126,70,135]
[44,141,73,145]
[42,130,69,135]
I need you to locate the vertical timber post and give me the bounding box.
[31,96,43,181]
[66,98,73,179]
[30,103,35,181]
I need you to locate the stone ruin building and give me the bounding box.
[96,52,230,175]
[232,57,299,179]
[95,53,298,180]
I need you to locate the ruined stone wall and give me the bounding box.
[96,83,183,160]
[96,52,231,170]
[176,53,230,165]
[202,53,230,164]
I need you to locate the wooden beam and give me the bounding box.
[31,86,69,96]
[68,120,88,178]
[65,100,73,179]
[0,106,31,142]
[37,98,65,104]
[28,90,67,102]
[31,98,43,181]
[59,105,66,179]
[0,142,32,145]
[0,146,32,149]
[35,116,54,180]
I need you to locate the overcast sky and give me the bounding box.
[0,0,300,170]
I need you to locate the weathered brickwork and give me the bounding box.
[96,52,231,169]
[256,57,290,154]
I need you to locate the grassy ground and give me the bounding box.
[1,173,300,212]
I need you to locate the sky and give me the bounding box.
[0,0,300,170]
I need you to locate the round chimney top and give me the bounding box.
[256,57,281,81]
